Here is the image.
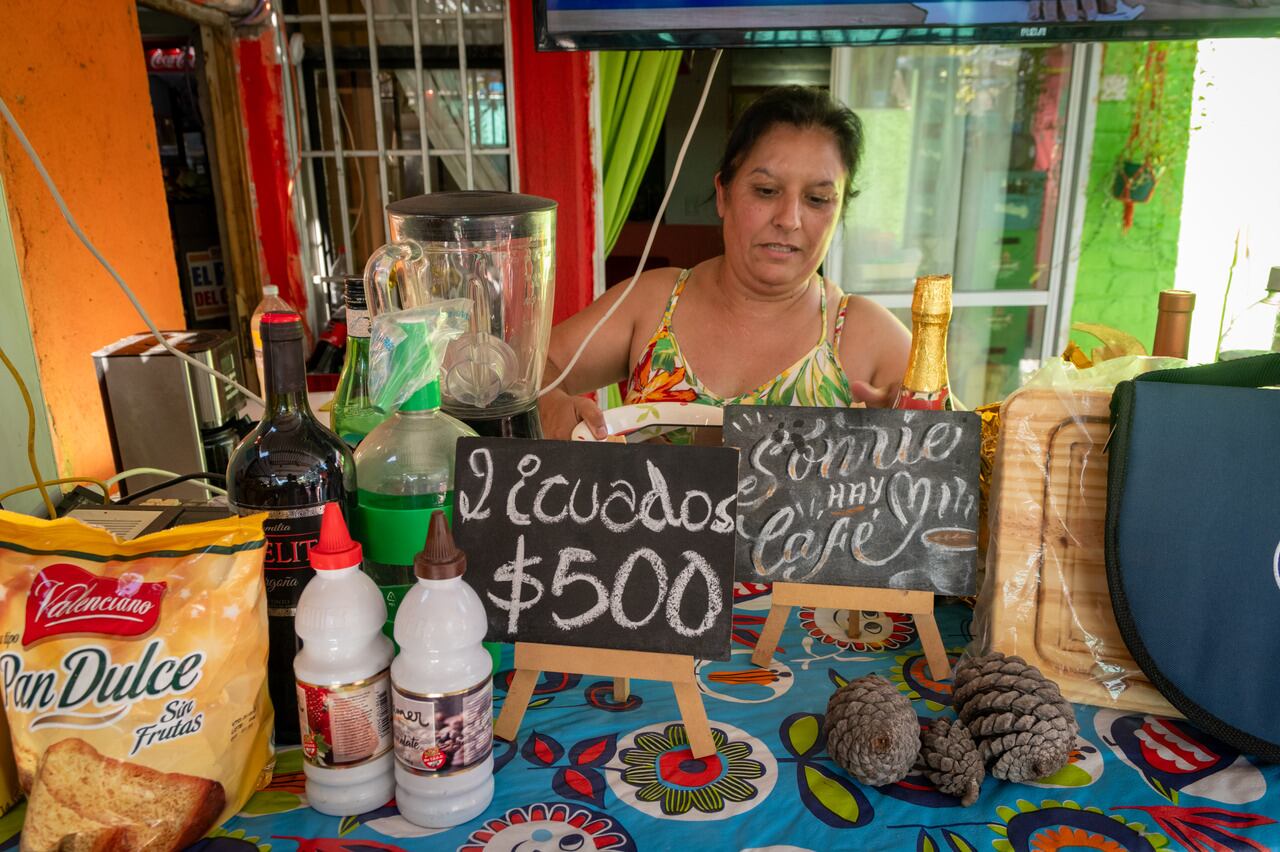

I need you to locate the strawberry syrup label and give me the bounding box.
[296,668,393,769]
[23,564,166,646]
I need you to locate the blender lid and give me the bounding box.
[387,191,556,241]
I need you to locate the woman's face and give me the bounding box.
[715,123,847,292]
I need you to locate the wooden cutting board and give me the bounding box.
[982,387,1178,717]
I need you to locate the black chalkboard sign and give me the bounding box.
[452,437,739,660]
[724,405,980,595]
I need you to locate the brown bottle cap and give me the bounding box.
[1158,289,1195,312]
[415,511,466,580]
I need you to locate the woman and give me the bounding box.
[541,86,911,441]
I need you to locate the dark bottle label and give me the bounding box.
[236,504,324,616]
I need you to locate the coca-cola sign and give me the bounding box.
[24,564,167,646]
[147,47,196,74]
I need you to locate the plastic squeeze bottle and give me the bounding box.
[250,284,295,391]
[391,511,494,828]
[294,503,395,815]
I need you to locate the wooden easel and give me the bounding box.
[750,582,951,680]
[495,642,717,758]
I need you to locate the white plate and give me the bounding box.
[570,402,723,442]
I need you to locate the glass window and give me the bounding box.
[280,0,515,314]
[831,43,1080,405]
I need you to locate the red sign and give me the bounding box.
[24,564,167,646]
[147,47,196,74]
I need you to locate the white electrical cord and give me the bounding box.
[0,95,265,406]
[539,49,724,398]
[105,468,228,497]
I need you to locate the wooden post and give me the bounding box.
[847,610,865,641]
[495,643,717,758]
[753,582,952,681]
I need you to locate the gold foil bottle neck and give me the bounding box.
[902,274,953,396]
[912,274,953,321]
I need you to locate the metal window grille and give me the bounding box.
[275,0,517,321]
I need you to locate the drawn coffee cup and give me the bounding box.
[919,526,977,595]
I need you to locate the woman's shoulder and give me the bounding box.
[824,282,912,382]
[601,265,689,320]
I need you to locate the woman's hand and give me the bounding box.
[849,379,899,409]
[539,389,608,441]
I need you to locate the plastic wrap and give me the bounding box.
[368,299,471,413]
[971,356,1186,714]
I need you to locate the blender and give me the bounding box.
[364,191,556,439]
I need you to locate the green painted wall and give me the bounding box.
[1071,41,1198,348]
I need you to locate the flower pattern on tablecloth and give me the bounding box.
[798,608,915,652]
[889,649,964,711]
[988,799,1170,852]
[152,603,1280,851]
[458,802,636,852]
[608,721,776,821]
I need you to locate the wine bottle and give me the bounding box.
[893,274,953,410]
[227,311,356,745]
[331,277,384,446]
[1151,289,1195,359]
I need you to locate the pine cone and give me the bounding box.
[825,674,919,787]
[952,653,1078,783]
[918,717,984,806]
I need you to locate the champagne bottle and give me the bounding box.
[893,274,953,410]
[331,277,384,445]
[227,311,356,745]
[1151,289,1195,359]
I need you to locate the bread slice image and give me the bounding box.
[12,739,39,792]
[21,738,226,852]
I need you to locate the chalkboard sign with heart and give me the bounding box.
[451,437,739,660]
[724,405,980,595]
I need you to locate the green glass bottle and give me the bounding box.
[353,378,477,639]
[331,277,385,446]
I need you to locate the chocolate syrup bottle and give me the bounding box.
[228,311,356,745]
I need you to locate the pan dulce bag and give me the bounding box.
[0,510,274,851]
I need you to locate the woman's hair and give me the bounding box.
[717,86,864,207]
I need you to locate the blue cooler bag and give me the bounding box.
[1106,354,1280,761]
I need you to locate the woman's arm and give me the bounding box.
[835,292,912,408]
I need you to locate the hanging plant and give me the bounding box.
[1111,43,1170,232]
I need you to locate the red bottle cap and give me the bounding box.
[309,503,363,571]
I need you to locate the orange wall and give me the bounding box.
[0,1,184,480]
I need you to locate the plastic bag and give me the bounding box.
[971,356,1186,715]
[0,511,274,850]
[368,298,471,413]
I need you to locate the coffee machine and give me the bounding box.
[364,191,555,439]
[94,331,250,499]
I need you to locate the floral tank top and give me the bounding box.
[624,269,855,441]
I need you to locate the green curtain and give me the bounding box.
[598,50,682,256]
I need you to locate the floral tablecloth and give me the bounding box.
[9,586,1280,851]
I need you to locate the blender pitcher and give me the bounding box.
[364,191,556,439]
